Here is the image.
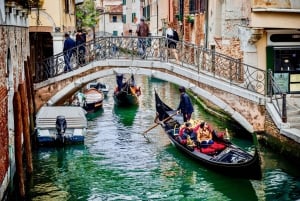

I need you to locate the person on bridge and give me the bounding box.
[165,22,179,63]
[63,33,76,72]
[136,16,149,59]
[75,29,86,65]
[177,86,194,122]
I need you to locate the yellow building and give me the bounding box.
[28,0,77,78]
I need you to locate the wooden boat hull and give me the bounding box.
[83,88,104,112]
[154,91,262,180]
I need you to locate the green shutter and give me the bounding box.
[132,13,136,23]
[123,0,126,5]
[122,15,126,23]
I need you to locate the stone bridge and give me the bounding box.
[34,36,267,133]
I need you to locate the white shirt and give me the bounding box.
[166,28,173,37]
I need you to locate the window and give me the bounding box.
[132,13,136,23]
[142,5,150,20]
[65,0,69,13]
[112,16,117,22]
[274,48,300,72]
[122,15,126,23]
[123,0,126,5]
[113,31,118,36]
[188,0,207,14]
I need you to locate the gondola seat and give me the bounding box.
[199,142,226,155]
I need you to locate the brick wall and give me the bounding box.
[0,24,30,189]
[0,87,8,183]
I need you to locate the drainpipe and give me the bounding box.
[204,0,209,48]
[157,1,158,35]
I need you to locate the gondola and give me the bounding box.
[154,90,262,180]
[113,74,141,106]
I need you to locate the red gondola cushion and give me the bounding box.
[210,142,226,150]
[200,147,216,155]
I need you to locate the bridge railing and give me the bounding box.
[34,36,266,95]
[267,69,287,122]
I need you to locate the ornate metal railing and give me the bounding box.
[267,69,287,122]
[34,36,266,95]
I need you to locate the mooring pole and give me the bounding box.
[19,83,33,174]
[13,91,25,198]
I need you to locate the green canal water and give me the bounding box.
[10,75,300,201]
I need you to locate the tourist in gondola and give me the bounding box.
[177,122,197,147]
[176,86,194,122]
[196,121,214,147]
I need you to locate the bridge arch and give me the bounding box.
[35,60,258,133]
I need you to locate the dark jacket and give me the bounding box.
[177,93,194,114]
[136,21,149,37]
[63,37,76,53]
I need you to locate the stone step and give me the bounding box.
[287,115,300,123]
[287,109,300,116]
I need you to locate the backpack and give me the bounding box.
[173,30,179,41]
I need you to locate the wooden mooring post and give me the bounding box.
[19,83,33,174]
[13,91,25,198]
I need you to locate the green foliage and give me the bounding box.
[76,0,99,30]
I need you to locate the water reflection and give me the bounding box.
[113,104,139,127]
[85,108,104,121]
[164,145,258,201]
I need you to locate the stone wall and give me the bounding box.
[0,24,30,196]
[263,113,300,161]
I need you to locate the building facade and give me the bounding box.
[97,0,123,36]
[28,0,76,80]
[206,0,300,94]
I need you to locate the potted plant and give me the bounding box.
[187,14,195,24]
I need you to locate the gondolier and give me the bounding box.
[177,86,194,122]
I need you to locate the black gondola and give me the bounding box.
[154,90,262,180]
[113,74,141,106]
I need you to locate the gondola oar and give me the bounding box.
[142,112,177,135]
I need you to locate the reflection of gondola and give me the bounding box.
[113,104,138,126]
[165,146,259,201]
[113,74,141,106]
[85,107,104,121]
[154,90,262,180]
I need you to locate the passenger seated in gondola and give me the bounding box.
[195,121,227,154]
[177,122,197,147]
[196,121,214,147]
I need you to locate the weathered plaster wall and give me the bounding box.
[0,25,29,200]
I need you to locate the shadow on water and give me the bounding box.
[113,104,138,127]
[13,145,88,201]
[164,145,259,201]
[85,107,104,121]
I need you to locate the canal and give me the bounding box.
[11,75,300,200]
